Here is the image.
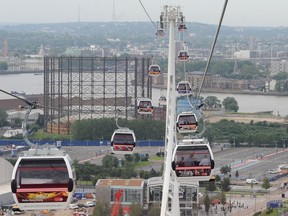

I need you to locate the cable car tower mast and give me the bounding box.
[160,5,183,216]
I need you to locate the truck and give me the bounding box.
[246,178,259,184]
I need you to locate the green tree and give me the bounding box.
[102,155,118,169]
[222,97,239,112]
[203,193,210,215]
[0,61,8,70]
[129,203,142,216]
[92,200,110,216]
[148,203,161,216]
[221,177,231,192]
[262,177,271,191]
[0,108,8,127]
[205,181,216,192]
[235,170,239,179]
[220,191,226,205]
[204,96,222,109]
[220,165,231,175]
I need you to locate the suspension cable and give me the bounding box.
[138,0,158,29]
[196,0,229,101]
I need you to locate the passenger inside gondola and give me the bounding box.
[175,152,211,177]
[177,115,197,131]
[138,101,153,113]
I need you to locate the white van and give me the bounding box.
[246,178,259,184]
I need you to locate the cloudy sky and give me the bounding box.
[0,0,287,27]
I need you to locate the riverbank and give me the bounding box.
[152,85,288,97]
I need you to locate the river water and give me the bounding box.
[1,73,288,116]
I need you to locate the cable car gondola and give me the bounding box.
[176,81,192,95]
[137,98,153,114]
[155,28,165,37]
[148,64,161,77]
[178,50,189,61]
[158,96,167,106]
[176,112,198,133]
[171,138,215,182]
[178,23,187,32]
[111,128,136,154]
[11,149,76,210]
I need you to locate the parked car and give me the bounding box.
[268,169,278,174]
[69,204,78,209]
[86,201,95,207]
[246,178,259,184]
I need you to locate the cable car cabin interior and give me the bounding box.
[178,51,189,61]
[158,96,167,106]
[176,81,192,95]
[137,99,153,114]
[148,65,161,77]
[111,130,136,154]
[155,28,165,37]
[11,156,75,210]
[176,112,198,133]
[171,143,215,182]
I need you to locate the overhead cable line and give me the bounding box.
[196,0,229,101]
[138,0,158,29]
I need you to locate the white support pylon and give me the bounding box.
[160,5,182,216]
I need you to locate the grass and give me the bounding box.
[134,161,154,168]
[150,156,164,161]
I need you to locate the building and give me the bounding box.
[95,179,145,213]
[147,177,199,216]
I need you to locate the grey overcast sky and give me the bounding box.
[0,0,287,27]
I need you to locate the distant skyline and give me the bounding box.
[0,0,287,27]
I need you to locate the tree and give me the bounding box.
[203,193,210,215]
[148,203,161,216]
[222,97,239,112]
[0,61,8,70]
[204,96,222,109]
[221,177,231,192]
[205,181,216,192]
[92,200,110,216]
[102,155,118,169]
[129,203,142,216]
[235,170,239,179]
[220,191,226,206]
[0,108,8,127]
[262,177,271,191]
[220,165,231,175]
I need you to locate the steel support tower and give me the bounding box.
[160,5,184,216]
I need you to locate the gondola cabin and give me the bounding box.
[178,24,187,32]
[158,96,167,106]
[178,50,189,61]
[155,28,165,37]
[111,128,136,154]
[11,149,76,210]
[137,98,153,114]
[176,81,192,95]
[171,138,215,182]
[148,65,161,77]
[176,112,198,133]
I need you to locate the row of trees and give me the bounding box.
[74,154,162,185]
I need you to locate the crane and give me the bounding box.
[111,189,123,216]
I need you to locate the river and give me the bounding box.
[1,73,288,116]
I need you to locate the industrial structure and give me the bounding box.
[43,56,152,134]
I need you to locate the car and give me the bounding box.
[69,204,78,209]
[77,203,87,208]
[246,178,259,184]
[268,169,278,174]
[86,201,95,207]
